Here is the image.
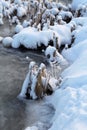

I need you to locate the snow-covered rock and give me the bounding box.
[15,24,23,33]
[14,0,22,5]
[59,10,72,23]
[12,27,58,49]
[2,37,13,47]
[48,86,87,130]
[17,6,27,18]
[22,20,30,28]
[47,7,87,129]
[50,24,71,46]
[45,45,68,66]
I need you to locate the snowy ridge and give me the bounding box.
[47,0,87,129]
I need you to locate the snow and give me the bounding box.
[22,20,30,28]
[24,126,38,130]
[48,86,87,130]
[49,78,60,91]
[72,0,87,10]
[19,61,37,99]
[47,1,87,129]
[0,2,3,25]
[59,10,72,20]
[48,8,59,16]
[45,45,68,66]
[50,24,71,46]
[70,17,87,27]
[1,0,87,130]
[12,28,57,49]
[2,37,13,47]
[14,0,22,5]
[72,26,87,45]
[61,50,87,88]
[15,24,23,33]
[17,6,27,18]
[62,40,87,62]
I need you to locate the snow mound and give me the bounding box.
[61,50,87,89]
[2,37,13,47]
[15,24,23,33]
[72,0,87,10]
[12,28,57,49]
[45,46,68,66]
[48,86,87,130]
[50,24,71,46]
[72,26,87,45]
[62,39,87,62]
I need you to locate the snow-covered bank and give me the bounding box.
[48,86,87,130]
[46,0,87,130]
[72,0,87,10]
[48,38,87,130]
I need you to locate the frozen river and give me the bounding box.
[0,46,55,130]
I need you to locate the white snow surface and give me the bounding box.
[47,8,87,130]
[12,27,57,49]
[15,24,23,33]
[71,17,87,27]
[48,86,87,130]
[2,37,13,47]
[72,26,87,45]
[50,24,71,45]
[72,0,87,10]
[47,43,87,130]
